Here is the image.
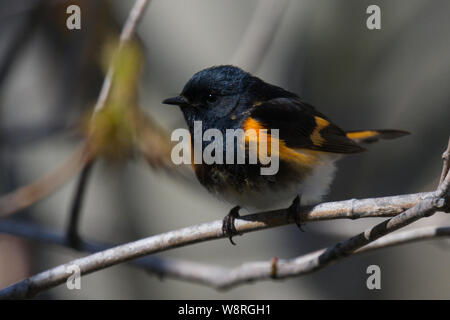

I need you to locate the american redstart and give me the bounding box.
[163,65,409,244]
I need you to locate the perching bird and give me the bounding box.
[163,65,409,244]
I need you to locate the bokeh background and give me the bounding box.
[1,0,449,299]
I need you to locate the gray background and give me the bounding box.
[0,0,449,299]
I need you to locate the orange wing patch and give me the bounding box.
[242,117,318,168]
[310,116,330,147]
[346,130,378,140]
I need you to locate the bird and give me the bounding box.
[162,65,409,244]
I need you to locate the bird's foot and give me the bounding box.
[288,195,305,231]
[222,205,242,245]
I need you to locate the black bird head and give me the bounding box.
[163,65,257,131]
[163,65,297,132]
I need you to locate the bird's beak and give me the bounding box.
[162,95,188,106]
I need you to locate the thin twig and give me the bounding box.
[66,161,95,249]
[93,0,150,113]
[439,137,450,185]
[356,225,450,253]
[436,139,450,214]
[0,1,42,87]
[230,0,288,72]
[0,143,93,218]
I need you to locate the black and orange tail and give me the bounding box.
[346,129,410,144]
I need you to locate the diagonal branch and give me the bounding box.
[94,0,150,113]
[0,143,93,218]
[0,219,449,291]
[230,0,288,72]
[197,225,450,290]
[0,181,448,298]
[207,168,448,290]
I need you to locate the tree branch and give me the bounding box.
[1,219,449,292]
[66,161,95,249]
[0,143,93,218]
[0,179,448,298]
[230,0,288,72]
[94,0,150,113]
[439,137,450,185]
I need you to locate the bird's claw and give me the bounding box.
[288,195,305,231]
[222,205,242,245]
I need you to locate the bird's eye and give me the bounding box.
[206,93,218,104]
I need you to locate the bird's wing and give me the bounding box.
[245,97,365,154]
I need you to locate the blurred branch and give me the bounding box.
[440,137,450,185]
[0,122,69,147]
[0,1,42,87]
[147,225,450,290]
[66,161,95,249]
[0,143,93,218]
[94,0,150,113]
[65,0,150,247]
[1,151,449,299]
[0,219,195,276]
[0,0,151,218]
[230,0,288,72]
[0,219,449,291]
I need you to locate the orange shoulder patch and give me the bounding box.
[242,117,264,131]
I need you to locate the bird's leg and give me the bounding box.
[288,194,305,231]
[222,205,242,245]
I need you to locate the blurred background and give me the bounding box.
[0,0,449,299]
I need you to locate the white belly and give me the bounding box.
[215,154,339,211]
